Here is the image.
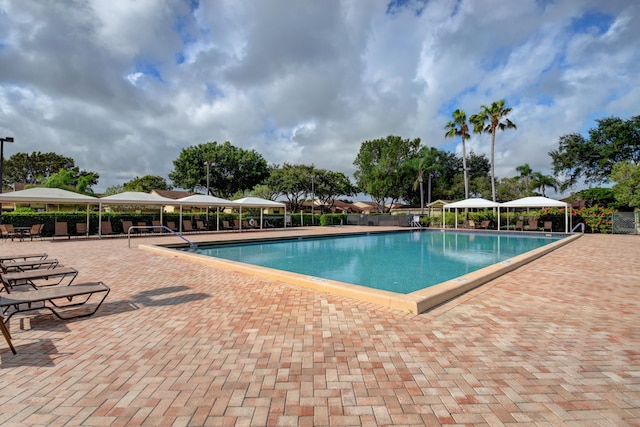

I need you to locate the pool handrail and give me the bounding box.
[127,225,196,249]
[571,222,585,233]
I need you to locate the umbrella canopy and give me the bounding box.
[0,187,98,204]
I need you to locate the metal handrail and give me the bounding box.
[571,222,585,233]
[127,226,196,249]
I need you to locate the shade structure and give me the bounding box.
[232,197,287,231]
[0,187,99,204]
[443,197,501,230]
[500,196,569,233]
[176,194,240,232]
[98,192,177,237]
[0,188,98,237]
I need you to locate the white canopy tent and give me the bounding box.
[98,192,177,236]
[0,188,99,236]
[232,197,287,231]
[500,196,570,233]
[176,194,239,232]
[443,198,502,229]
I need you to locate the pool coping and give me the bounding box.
[139,230,582,314]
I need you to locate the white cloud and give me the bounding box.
[0,0,638,197]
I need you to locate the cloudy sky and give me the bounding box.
[1,0,638,197]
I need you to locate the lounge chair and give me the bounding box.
[528,219,540,231]
[1,267,78,291]
[222,220,233,230]
[196,220,206,232]
[242,220,257,230]
[26,224,44,241]
[121,220,137,235]
[136,221,151,233]
[75,223,88,238]
[0,253,48,262]
[100,221,118,236]
[462,220,476,229]
[183,220,195,233]
[166,221,179,232]
[53,222,71,240]
[1,258,59,274]
[477,220,490,229]
[263,219,275,229]
[1,281,110,354]
[151,220,163,233]
[543,221,553,232]
[514,220,524,231]
[1,224,19,241]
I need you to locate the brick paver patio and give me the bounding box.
[0,228,638,426]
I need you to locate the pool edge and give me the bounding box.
[139,232,582,314]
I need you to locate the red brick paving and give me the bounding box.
[0,228,639,426]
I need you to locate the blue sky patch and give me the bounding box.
[571,11,613,35]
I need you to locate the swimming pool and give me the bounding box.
[142,229,579,313]
[187,230,565,294]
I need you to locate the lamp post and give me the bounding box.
[204,161,212,224]
[311,175,315,226]
[0,137,14,224]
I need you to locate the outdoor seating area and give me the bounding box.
[0,252,110,355]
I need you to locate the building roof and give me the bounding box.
[152,189,195,200]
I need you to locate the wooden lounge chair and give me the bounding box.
[528,219,540,231]
[54,222,71,240]
[121,220,137,235]
[196,220,206,232]
[514,220,524,231]
[543,221,553,232]
[477,220,490,229]
[151,220,163,233]
[136,221,151,233]
[1,281,110,354]
[166,221,179,232]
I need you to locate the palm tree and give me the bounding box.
[532,172,559,197]
[516,163,534,192]
[444,109,471,199]
[470,99,517,202]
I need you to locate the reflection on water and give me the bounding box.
[191,231,563,294]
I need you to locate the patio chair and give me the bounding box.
[514,220,524,231]
[53,222,71,240]
[196,220,206,232]
[121,220,137,235]
[151,220,163,233]
[183,220,195,233]
[543,221,553,232]
[166,221,179,232]
[1,266,78,292]
[528,219,540,231]
[25,224,44,241]
[75,223,88,238]
[0,224,18,241]
[477,220,490,229]
[136,221,151,233]
[1,258,59,274]
[100,221,118,236]
[0,253,48,262]
[0,281,110,354]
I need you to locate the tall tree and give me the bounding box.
[123,175,171,193]
[444,109,471,199]
[4,151,99,189]
[313,170,357,214]
[353,135,421,212]
[38,168,99,195]
[470,99,517,202]
[266,163,315,213]
[169,141,270,198]
[532,172,558,197]
[549,115,640,190]
[610,160,640,208]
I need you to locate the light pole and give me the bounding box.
[311,175,315,226]
[204,161,213,224]
[0,137,14,224]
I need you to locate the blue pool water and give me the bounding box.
[190,230,564,294]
